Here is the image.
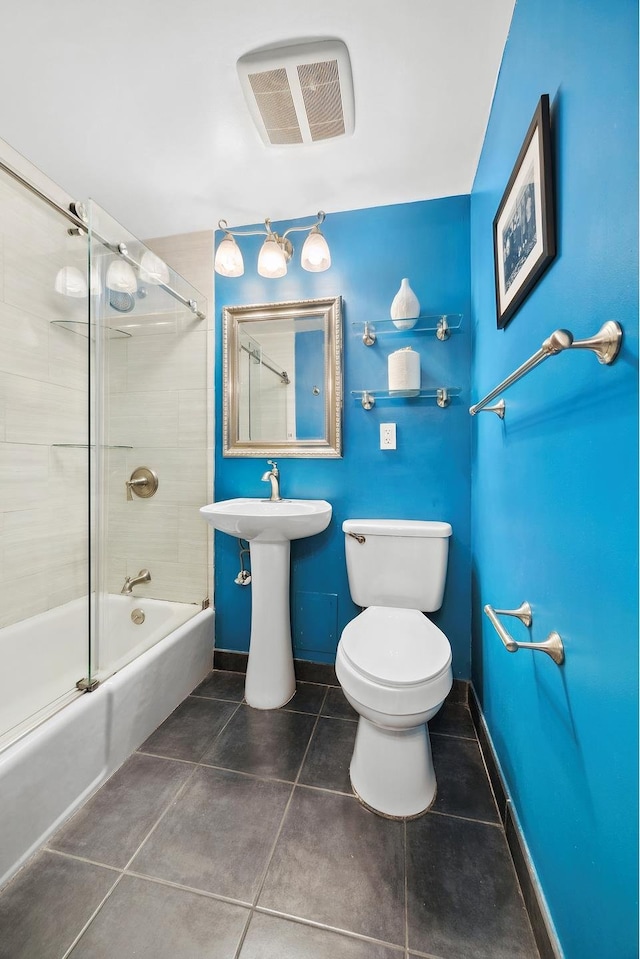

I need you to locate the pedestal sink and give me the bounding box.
[200,498,332,709]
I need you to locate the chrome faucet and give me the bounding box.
[121,568,151,595]
[261,460,282,502]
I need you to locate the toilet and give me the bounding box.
[335,519,453,818]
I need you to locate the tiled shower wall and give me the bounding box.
[103,231,214,606]
[0,170,90,629]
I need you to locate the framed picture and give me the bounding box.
[493,94,556,329]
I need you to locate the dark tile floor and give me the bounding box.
[0,670,540,959]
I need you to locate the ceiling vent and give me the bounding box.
[237,39,355,147]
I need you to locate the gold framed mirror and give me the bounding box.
[222,296,343,458]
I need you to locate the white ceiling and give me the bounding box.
[0,0,515,239]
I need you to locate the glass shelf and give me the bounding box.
[351,387,461,410]
[352,313,462,345]
[51,320,131,340]
[52,444,133,449]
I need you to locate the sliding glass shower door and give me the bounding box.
[0,160,92,748]
[87,201,210,688]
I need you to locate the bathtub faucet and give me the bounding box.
[261,460,282,502]
[121,569,151,595]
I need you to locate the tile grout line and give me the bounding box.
[59,869,125,959]
[404,817,410,959]
[252,905,407,954]
[426,807,503,828]
[57,696,245,958]
[231,685,331,959]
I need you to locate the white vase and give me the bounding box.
[390,278,420,330]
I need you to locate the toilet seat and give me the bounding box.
[336,606,452,717]
[340,606,450,687]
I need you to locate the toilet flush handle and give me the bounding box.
[347,531,366,544]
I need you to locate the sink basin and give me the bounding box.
[200,497,332,543]
[200,496,332,709]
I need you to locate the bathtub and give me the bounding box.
[0,596,214,888]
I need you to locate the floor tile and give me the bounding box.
[48,753,193,868]
[0,851,116,959]
[428,700,476,739]
[259,787,405,946]
[130,765,292,902]
[406,813,538,959]
[201,704,316,781]
[192,669,246,702]
[431,734,500,823]
[70,874,249,959]
[140,696,238,762]
[282,681,328,714]
[447,679,469,705]
[240,912,403,959]
[298,716,357,794]
[321,685,358,720]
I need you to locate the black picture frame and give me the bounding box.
[493,94,556,329]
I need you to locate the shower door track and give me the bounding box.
[0,157,206,321]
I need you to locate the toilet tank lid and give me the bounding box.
[343,519,452,538]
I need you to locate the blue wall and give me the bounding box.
[470,1,638,956]
[215,196,472,674]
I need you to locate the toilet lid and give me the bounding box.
[340,607,451,687]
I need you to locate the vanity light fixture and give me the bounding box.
[215,211,331,278]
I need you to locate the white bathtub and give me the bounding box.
[0,598,214,888]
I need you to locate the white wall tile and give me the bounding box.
[0,443,49,511]
[0,301,49,382]
[108,501,179,562]
[0,572,51,629]
[125,330,207,393]
[178,505,208,566]
[108,390,179,448]
[46,558,89,611]
[4,374,86,446]
[178,390,207,449]
[49,321,90,392]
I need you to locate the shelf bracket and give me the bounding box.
[436,316,450,341]
[436,388,450,408]
[361,390,375,410]
[362,323,376,346]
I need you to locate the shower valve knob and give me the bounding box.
[126,467,159,501]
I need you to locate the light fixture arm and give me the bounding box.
[217,219,269,239]
[281,211,326,239]
[217,211,326,241]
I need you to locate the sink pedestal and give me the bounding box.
[244,541,296,709]
[200,498,331,710]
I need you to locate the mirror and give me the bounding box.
[223,296,342,457]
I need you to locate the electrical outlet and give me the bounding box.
[380,422,396,450]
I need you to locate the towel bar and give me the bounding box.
[484,602,564,665]
[469,321,622,416]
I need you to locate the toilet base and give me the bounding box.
[349,715,437,818]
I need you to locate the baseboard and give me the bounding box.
[469,685,563,959]
[213,648,339,686]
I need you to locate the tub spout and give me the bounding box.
[121,569,151,595]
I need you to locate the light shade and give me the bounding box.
[301,228,331,272]
[106,259,137,293]
[215,234,244,277]
[139,250,171,285]
[54,266,87,297]
[258,236,287,278]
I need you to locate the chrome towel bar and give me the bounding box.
[484,602,564,665]
[469,321,622,416]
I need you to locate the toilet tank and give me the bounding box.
[343,519,452,611]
